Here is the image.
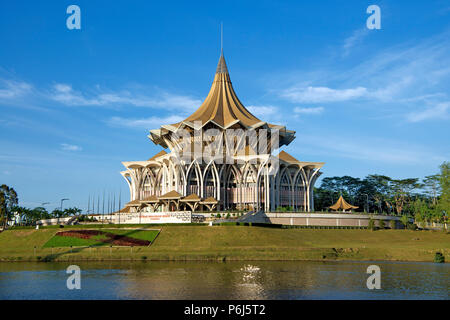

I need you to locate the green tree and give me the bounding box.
[0,184,18,229]
[412,199,428,228]
[391,178,419,215]
[437,162,450,220]
[63,207,82,216]
[400,215,409,229]
[423,174,441,206]
[365,175,392,213]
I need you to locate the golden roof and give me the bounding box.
[329,195,359,211]
[158,190,182,199]
[148,53,297,148]
[125,200,142,207]
[172,54,264,129]
[180,193,201,202]
[278,150,300,163]
[148,150,167,161]
[201,197,218,204]
[119,206,131,213]
[141,195,159,202]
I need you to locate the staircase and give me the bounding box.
[236,210,270,223]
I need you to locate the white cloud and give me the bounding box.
[247,105,278,118]
[406,102,450,123]
[107,115,184,129]
[0,79,32,99]
[272,31,450,125]
[61,143,82,151]
[342,28,369,56]
[50,83,202,111]
[294,106,324,115]
[296,133,447,165]
[281,86,367,103]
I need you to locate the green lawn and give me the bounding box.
[0,225,448,262]
[42,229,160,248]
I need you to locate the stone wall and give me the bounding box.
[265,213,402,228]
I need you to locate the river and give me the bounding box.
[0,261,448,299]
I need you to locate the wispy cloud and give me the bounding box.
[282,86,367,103]
[107,115,184,129]
[406,102,450,122]
[247,105,278,118]
[0,79,32,99]
[60,143,82,151]
[342,28,369,56]
[295,133,447,165]
[294,106,324,114]
[274,31,450,124]
[50,83,202,111]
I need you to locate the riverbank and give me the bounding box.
[0,225,448,262]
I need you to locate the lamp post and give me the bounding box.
[60,198,69,211]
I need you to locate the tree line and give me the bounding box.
[0,185,81,227]
[314,161,449,223]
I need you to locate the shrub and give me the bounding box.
[378,219,385,229]
[434,252,445,263]
[400,215,409,229]
[368,219,376,231]
[389,220,396,229]
[407,223,417,230]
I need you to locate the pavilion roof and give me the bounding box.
[329,195,359,211]
[201,197,218,204]
[158,190,182,199]
[118,206,131,213]
[125,200,142,207]
[180,193,201,202]
[140,195,159,203]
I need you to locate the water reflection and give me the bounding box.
[0,261,448,300]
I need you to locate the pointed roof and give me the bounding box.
[278,150,300,163]
[216,53,228,74]
[329,195,359,211]
[176,53,263,129]
[141,195,159,203]
[148,150,167,161]
[180,193,201,202]
[118,206,131,213]
[125,200,142,207]
[201,196,218,204]
[148,53,297,148]
[158,190,182,199]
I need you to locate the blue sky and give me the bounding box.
[0,1,449,212]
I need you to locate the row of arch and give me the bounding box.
[121,157,321,212]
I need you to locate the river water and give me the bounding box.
[0,261,448,299]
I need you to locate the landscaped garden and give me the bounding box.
[43,229,160,248]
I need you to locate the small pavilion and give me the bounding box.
[329,195,358,212]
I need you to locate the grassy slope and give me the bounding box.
[0,225,448,262]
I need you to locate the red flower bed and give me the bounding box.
[56,230,150,246]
